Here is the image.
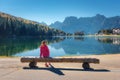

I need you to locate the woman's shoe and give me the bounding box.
[45,64,49,67]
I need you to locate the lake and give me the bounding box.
[0,36,120,57]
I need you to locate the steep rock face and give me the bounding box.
[0,12,66,37]
[102,16,120,29]
[50,21,62,30]
[50,14,120,34]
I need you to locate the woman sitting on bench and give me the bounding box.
[40,40,51,67]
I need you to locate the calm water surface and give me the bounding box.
[0,36,120,57]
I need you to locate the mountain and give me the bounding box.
[50,21,62,30]
[50,14,120,34]
[0,12,66,37]
[40,22,48,26]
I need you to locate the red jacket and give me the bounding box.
[40,45,50,58]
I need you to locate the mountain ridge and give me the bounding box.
[50,14,120,34]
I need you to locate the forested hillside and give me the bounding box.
[0,12,66,37]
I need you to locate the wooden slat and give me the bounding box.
[21,57,100,64]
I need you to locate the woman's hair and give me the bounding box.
[41,40,48,45]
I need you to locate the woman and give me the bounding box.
[40,40,51,67]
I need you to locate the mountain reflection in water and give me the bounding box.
[0,36,120,57]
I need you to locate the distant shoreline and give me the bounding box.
[55,34,120,37]
[84,34,120,37]
[0,34,120,38]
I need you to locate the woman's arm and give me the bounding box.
[40,46,43,57]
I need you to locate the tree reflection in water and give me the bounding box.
[0,37,65,56]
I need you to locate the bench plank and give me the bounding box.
[21,57,100,64]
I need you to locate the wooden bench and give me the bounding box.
[21,57,100,69]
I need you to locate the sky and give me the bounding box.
[0,0,120,25]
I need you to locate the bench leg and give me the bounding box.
[29,61,37,68]
[82,62,90,70]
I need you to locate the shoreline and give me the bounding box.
[59,53,120,57]
[0,53,120,58]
